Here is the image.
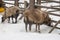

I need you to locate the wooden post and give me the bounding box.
[49,20,60,33]
[0,0,5,7]
[37,0,41,10]
[24,1,28,9]
[14,0,19,6]
[0,0,3,7]
[29,0,35,9]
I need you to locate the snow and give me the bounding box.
[0,33,60,40]
[0,14,60,40]
[0,14,60,34]
[0,0,60,40]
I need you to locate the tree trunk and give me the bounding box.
[37,0,41,10]
[24,1,28,9]
[14,0,19,6]
[29,0,35,9]
[0,0,5,7]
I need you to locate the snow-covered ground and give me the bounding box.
[0,33,60,40]
[0,14,60,40]
[0,14,59,33]
[0,0,60,40]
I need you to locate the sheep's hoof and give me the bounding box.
[13,22,16,24]
[35,30,37,32]
[38,30,40,33]
[14,21,17,23]
[26,30,27,32]
[12,22,15,24]
[12,21,17,23]
[13,22,17,24]
[8,22,10,23]
[48,25,53,27]
[29,29,31,32]
[29,30,31,32]
[38,31,40,33]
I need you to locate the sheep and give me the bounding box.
[23,8,52,32]
[1,6,21,23]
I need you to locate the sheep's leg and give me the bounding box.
[15,16,17,23]
[38,24,40,33]
[15,13,19,23]
[36,24,37,32]
[29,23,32,31]
[8,17,10,23]
[25,23,28,32]
[24,16,29,32]
[11,16,14,23]
[24,19,28,32]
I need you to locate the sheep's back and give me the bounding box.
[24,9,46,23]
[4,6,20,17]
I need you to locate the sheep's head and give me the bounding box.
[47,18,52,26]
[44,17,52,26]
[16,10,20,13]
[13,6,21,14]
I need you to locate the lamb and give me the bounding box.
[23,8,52,32]
[1,6,21,23]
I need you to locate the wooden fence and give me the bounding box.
[3,0,60,23]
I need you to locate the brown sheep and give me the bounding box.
[23,8,51,33]
[1,6,21,23]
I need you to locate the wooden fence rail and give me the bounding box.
[42,0,60,3]
[35,5,60,10]
[4,2,14,5]
[4,2,60,10]
[20,8,60,17]
[4,0,24,5]
[48,10,60,12]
